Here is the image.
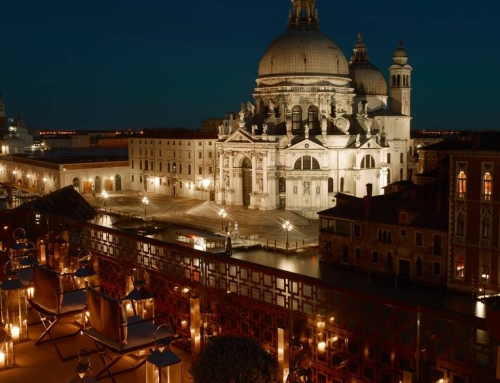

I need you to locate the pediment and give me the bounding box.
[288,138,326,151]
[225,129,254,143]
[358,138,382,150]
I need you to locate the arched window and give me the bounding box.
[328,177,334,193]
[392,75,396,87]
[360,155,375,169]
[397,74,401,86]
[456,212,465,237]
[292,106,302,130]
[482,215,491,239]
[308,105,319,130]
[457,171,466,198]
[279,177,286,193]
[378,230,383,241]
[483,172,492,200]
[293,156,320,170]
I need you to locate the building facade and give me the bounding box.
[128,129,217,200]
[0,154,129,195]
[448,139,500,296]
[215,0,412,219]
[318,182,449,288]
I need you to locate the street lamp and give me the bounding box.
[101,190,108,207]
[142,196,150,216]
[218,208,227,231]
[282,220,293,251]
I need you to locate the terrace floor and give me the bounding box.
[1,315,193,383]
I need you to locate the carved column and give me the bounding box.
[263,153,268,194]
[251,153,257,193]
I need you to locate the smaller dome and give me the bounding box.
[349,63,388,96]
[393,41,407,57]
[348,33,387,96]
[393,40,409,65]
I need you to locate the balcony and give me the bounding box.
[480,238,491,248]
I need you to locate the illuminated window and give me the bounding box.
[455,256,464,279]
[483,172,492,200]
[481,265,490,282]
[457,171,467,198]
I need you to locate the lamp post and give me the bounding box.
[101,190,108,207]
[218,208,227,231]
[142,196,150,217]
[282,220,293,251]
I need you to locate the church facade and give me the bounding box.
[215,0,412,219]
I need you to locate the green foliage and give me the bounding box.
[190,335,280,383]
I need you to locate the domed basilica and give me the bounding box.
[216,0,412,218]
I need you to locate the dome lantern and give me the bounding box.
[288,0,319,30]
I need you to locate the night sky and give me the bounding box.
[1,0,499,131]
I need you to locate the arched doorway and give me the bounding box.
[94,176,102,193]
[72,177,80,194]
[115,174,122,191]
[242,157,252,206]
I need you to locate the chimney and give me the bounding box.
[363,183,373,220]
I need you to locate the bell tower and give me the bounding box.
[389,40,412,116]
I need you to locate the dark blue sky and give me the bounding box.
[1,0,499,131]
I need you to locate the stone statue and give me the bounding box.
[356,134,360,144]
[239,104,245,122]
[251,125,257,135]
[268,100,275,112]
[262,124,268,135]
[247,101,255,116]
[218,124,224,135]
[304,124,309,139]
[358,101,364,114]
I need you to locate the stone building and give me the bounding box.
[128,129,217,199]
[216,0,412,219]
[318,182,449,288]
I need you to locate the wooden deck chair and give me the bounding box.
[28,264,87,361]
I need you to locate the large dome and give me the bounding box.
[258,29,350,78]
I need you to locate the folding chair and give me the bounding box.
[28,264,87,361]
[84,286,175,381]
